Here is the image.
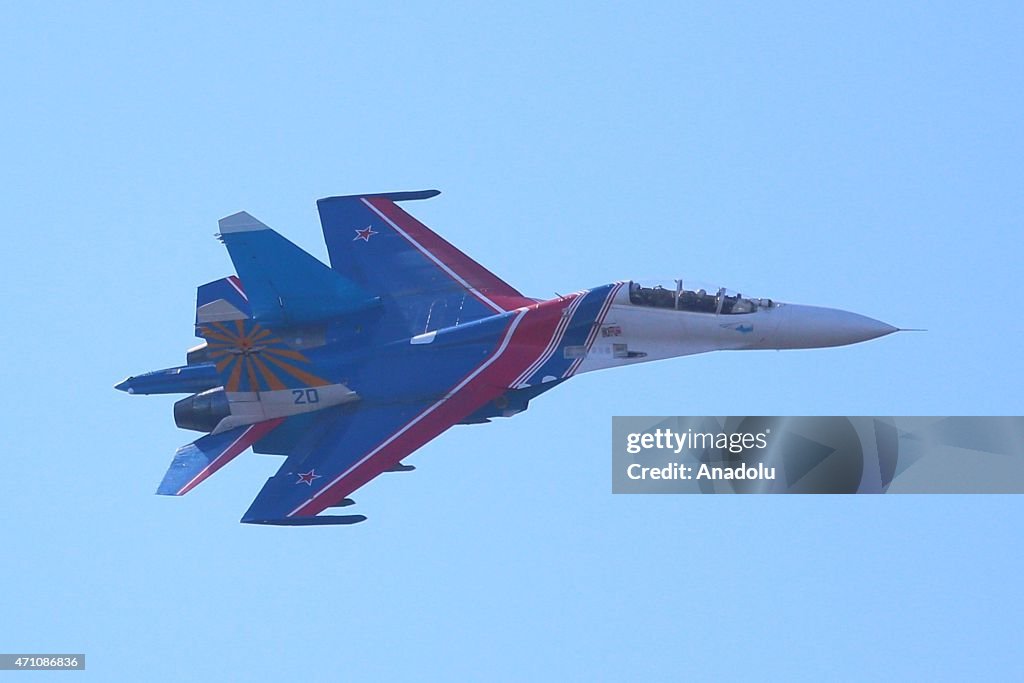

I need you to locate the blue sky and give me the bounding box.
[2,2,1022,680]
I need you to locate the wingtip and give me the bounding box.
[218,211,271,234]
[317,189,441,205]
[241,515,367,526]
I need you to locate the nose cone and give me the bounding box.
[114,377,135,393]
[771,304,897,349]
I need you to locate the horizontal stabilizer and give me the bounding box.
[157,419,283,496]
[217,211,379,327]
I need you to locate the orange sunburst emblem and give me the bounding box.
[199,319,330,393]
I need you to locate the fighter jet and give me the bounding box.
[116,190,897,525]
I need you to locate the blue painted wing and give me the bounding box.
[317,191,535,336]
[240,398,442,525]
[239,308,539,525]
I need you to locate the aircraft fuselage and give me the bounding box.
[114,190,901,525]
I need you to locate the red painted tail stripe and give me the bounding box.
[226,275,248,301]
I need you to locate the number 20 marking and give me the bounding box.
[292,388,320,404]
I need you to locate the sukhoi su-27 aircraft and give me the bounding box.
[116,190,898,525]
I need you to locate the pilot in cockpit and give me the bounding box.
[732,297,754,313]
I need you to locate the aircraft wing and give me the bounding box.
[241,307,548,525]
[241,400,443,525]
[317,191,537,337]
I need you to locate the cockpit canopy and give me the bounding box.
[628,280,773,315]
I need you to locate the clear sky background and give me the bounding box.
[2,2,1022,680]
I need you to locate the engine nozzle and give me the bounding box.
[173,387,231,433]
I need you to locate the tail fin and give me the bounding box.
[195,275,252,328]
[198,318,332,393]
[217,211,379,327]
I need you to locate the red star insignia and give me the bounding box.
[296,469,322,486]
[353,226,378,242]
